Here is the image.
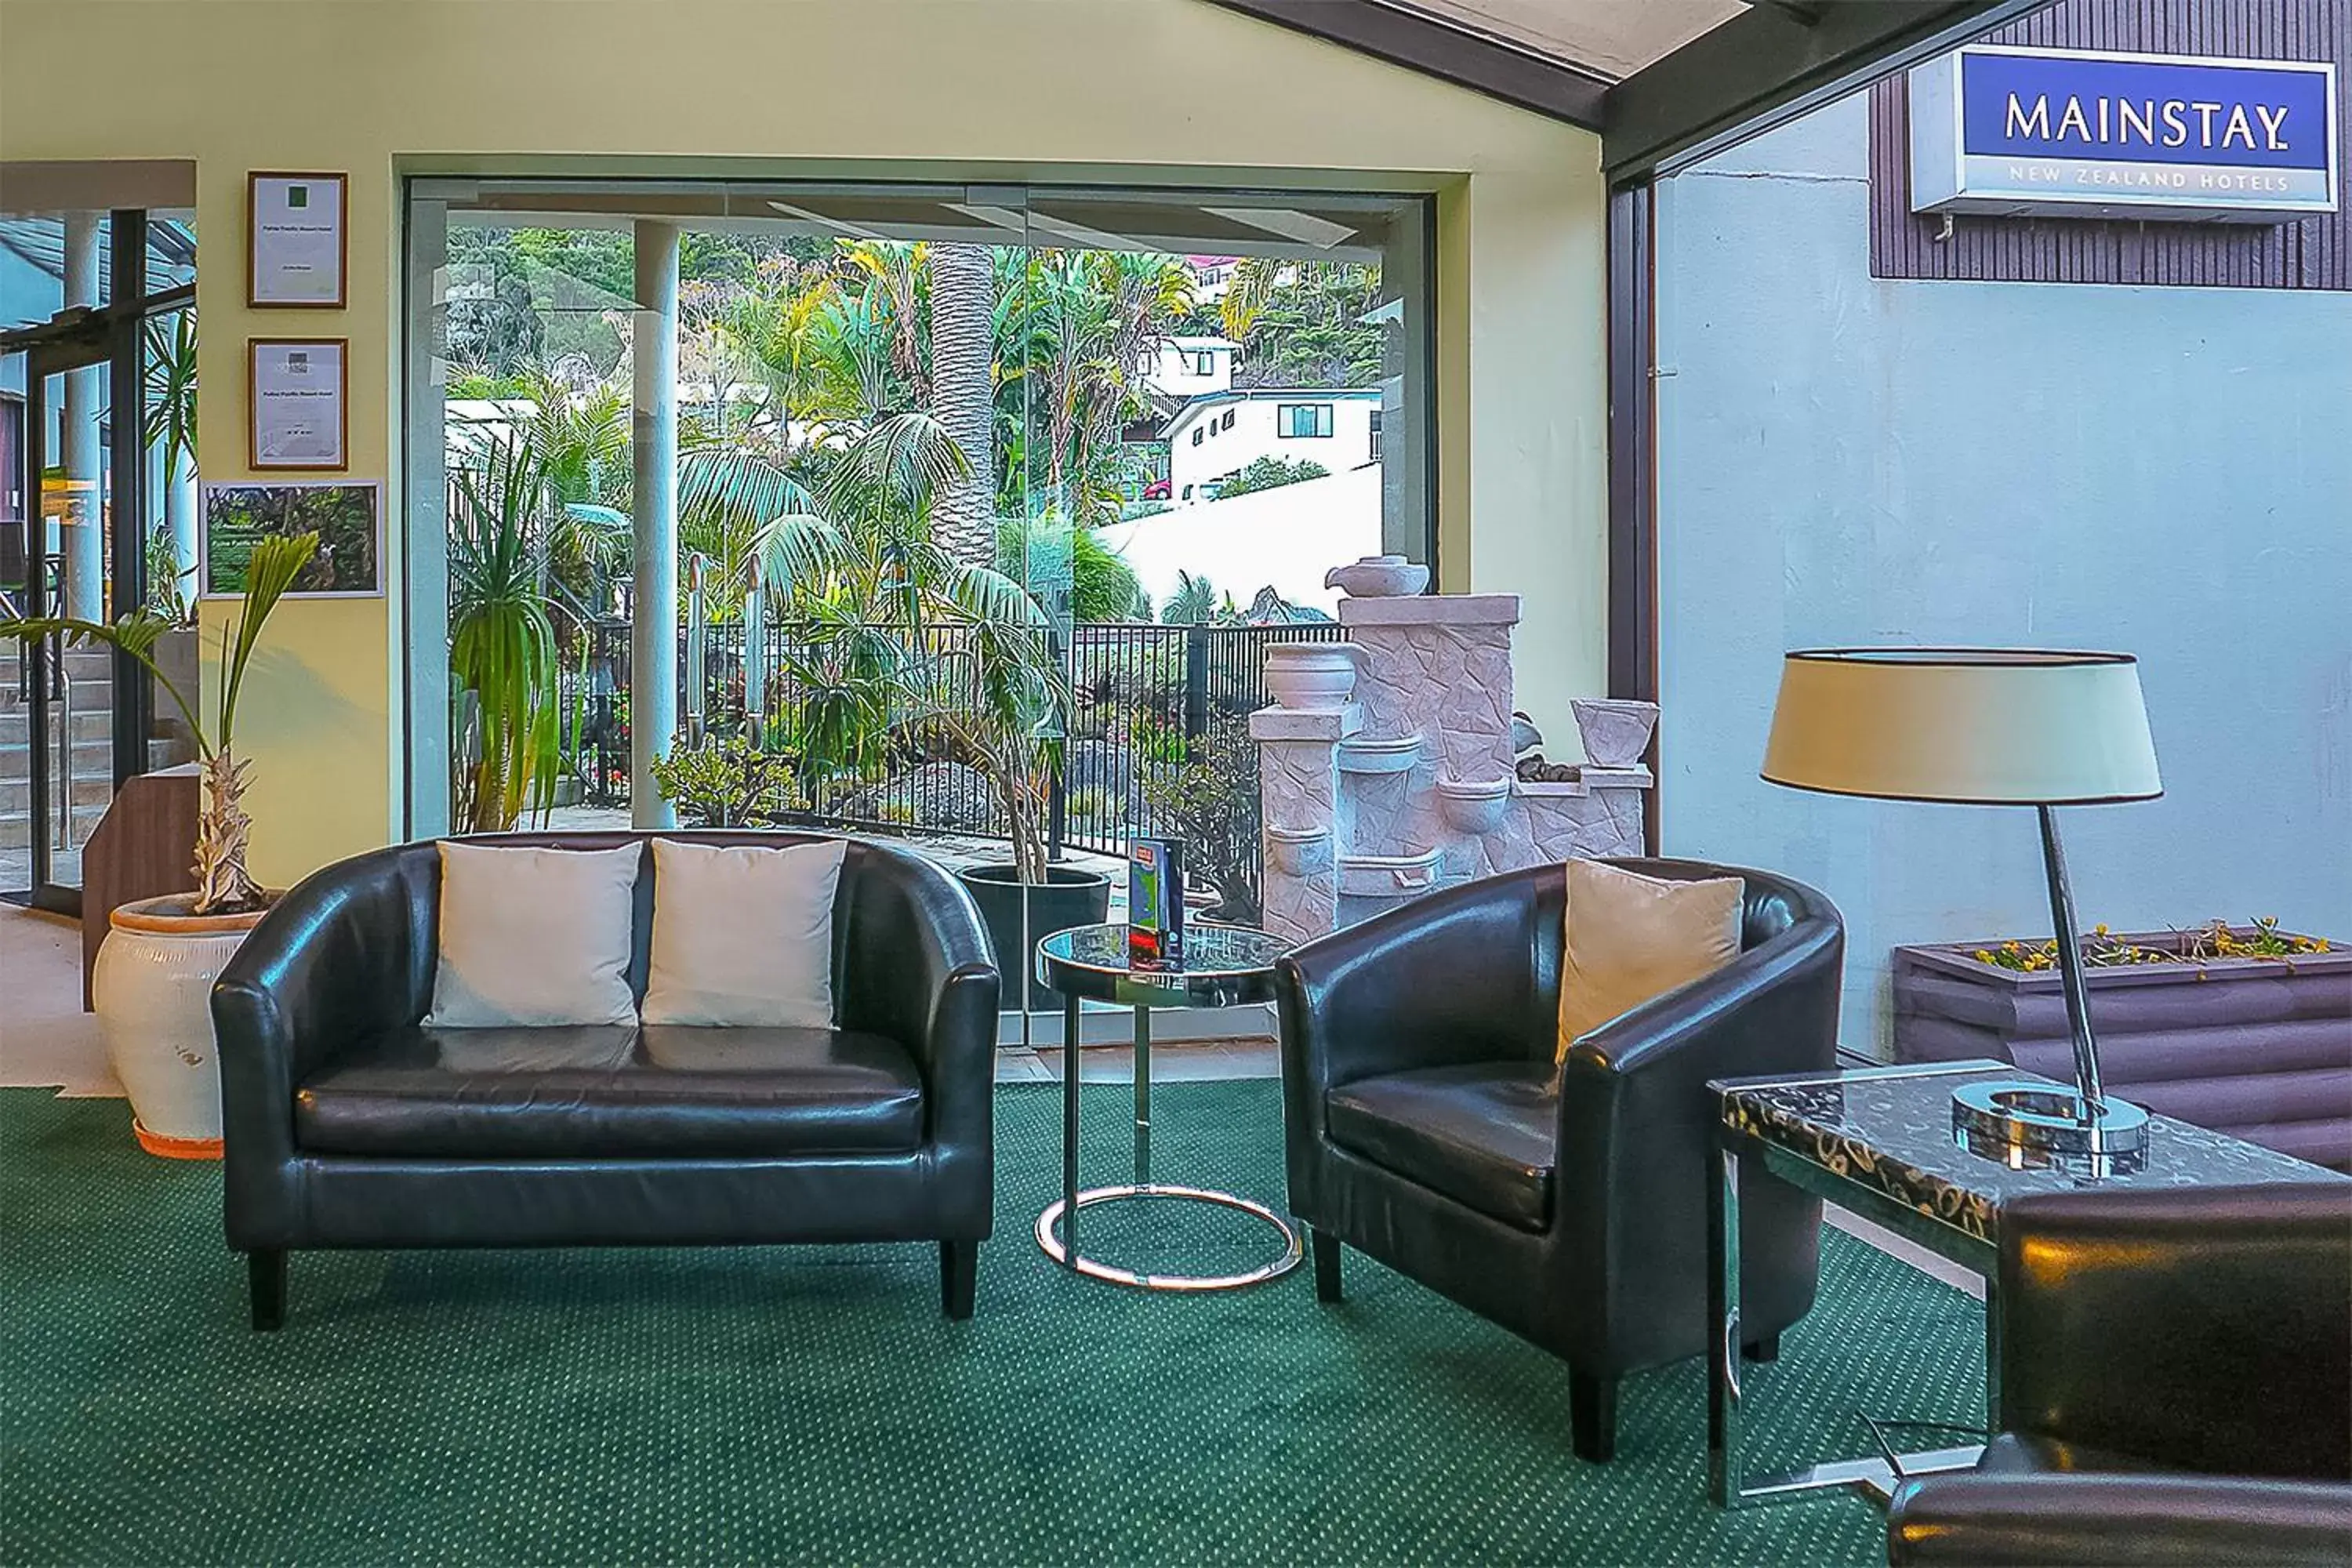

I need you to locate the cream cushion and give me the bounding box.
[641,837,847,1027]
[1556,858,1745,1058]
[426,841,641,1028]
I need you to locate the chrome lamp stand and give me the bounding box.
[1951,804,2150,1174]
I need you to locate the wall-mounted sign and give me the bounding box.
[1910,46,2339,223]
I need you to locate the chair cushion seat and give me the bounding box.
[295,1024,925,1160]
[1325,1062,1557,1231]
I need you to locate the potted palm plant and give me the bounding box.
[0,532,316,1156]
[758,413,1107,1015]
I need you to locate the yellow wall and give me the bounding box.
[0,0,1610,884]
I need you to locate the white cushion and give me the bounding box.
[641,837,847,1027]
[426,841,641,1028]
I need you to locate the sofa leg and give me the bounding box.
[1310,1229,1342,1304]
[1569,1369,1617,1462]
[1742,1333,1780,1363]
[940,1240,977,1320]
[249,1249,286,1333]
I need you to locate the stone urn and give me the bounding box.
[1324,554,1430,598]
[1436,775,1513,834]
[1570,698,1660,767]
[1264,643,1361,710]
[90,894,270,1158]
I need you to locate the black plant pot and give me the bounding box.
[958,862,1112,1014]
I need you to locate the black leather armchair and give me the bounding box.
[1887,1183,2352,1567]
[213,831,1000,1327]
[1273,857,1844,1461]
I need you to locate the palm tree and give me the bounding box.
[759,412,1066,880]
[141,310,199,604]
[927,241,996,566]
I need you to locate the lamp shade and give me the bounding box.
[1761,648,2161,805]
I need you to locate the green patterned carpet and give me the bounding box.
[2,1080,1984,1566]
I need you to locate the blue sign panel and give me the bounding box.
[1911,47,2341,223]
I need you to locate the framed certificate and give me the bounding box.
[248,338,348,470]
[248,172,347,308]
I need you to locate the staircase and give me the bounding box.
[2,643,122,854]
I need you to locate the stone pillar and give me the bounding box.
[630,220,681,828]
[1251,704,1357,948]
[60,212,104,621]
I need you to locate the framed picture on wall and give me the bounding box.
[200,480,383,599]
[248,172,347,308]
[248,338,347,470]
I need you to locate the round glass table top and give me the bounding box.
[1036,922,1287,1007]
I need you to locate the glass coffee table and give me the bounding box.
[1708,1058,2346,1508]
[1033,922,1303,1292]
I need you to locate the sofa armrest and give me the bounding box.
[1997,1182,2352,1479]
[212,846,432,1243]
[1888,1472,2352,1567]
[837,847,1000,1159]
[1548,916,1843,1363]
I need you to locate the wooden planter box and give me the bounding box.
[1892,931,2352,1171]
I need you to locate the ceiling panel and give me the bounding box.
[1391,0,1748,80]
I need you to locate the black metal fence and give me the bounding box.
[570,618,1342,860]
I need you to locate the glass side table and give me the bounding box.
[1034,922,1303,1293]
[1708,1058,2347,1509]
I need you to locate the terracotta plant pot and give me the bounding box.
[1570,698,1660,767]
[90,893,271,1158]
[1263,643,1361,711]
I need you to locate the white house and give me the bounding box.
[1160,387,1381,503]
[1140,336,1240,400]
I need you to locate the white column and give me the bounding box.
[60,213,104,621]
[630,221,681,828]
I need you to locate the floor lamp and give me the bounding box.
[1761,648,2163,1170]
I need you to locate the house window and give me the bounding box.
[1279,403,1334,439]
[1181,485,1193,500]
[1191,426,1203,447]
[1221,408,1236,431]
[1369,408,1383,461]
[1192,350,1214,376]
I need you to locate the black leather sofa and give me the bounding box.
[1887,1182,2352,1567]
[212,831,1000,1327]
[1273,857,1844,1461]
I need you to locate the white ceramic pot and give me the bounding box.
[1436,776,1513,834]
[1323,554,1430,598]
[1265,825,1334,877]
[1570,698,1661,768]
[91,894,268,1159]
[1263,643,1360,710]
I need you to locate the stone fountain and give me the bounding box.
[1250,567,1657,946]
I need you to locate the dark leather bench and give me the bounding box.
[212,831,1000,1327]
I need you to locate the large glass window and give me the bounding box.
[402,177,1433,886]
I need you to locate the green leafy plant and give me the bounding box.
[759,412,1067,880]
[1973,919,2333,974]
[0,532,318,913]
[652,731,802,827]
[1214,455,1330,499]
[447,428,627,833]
[1140,712,1262,924]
